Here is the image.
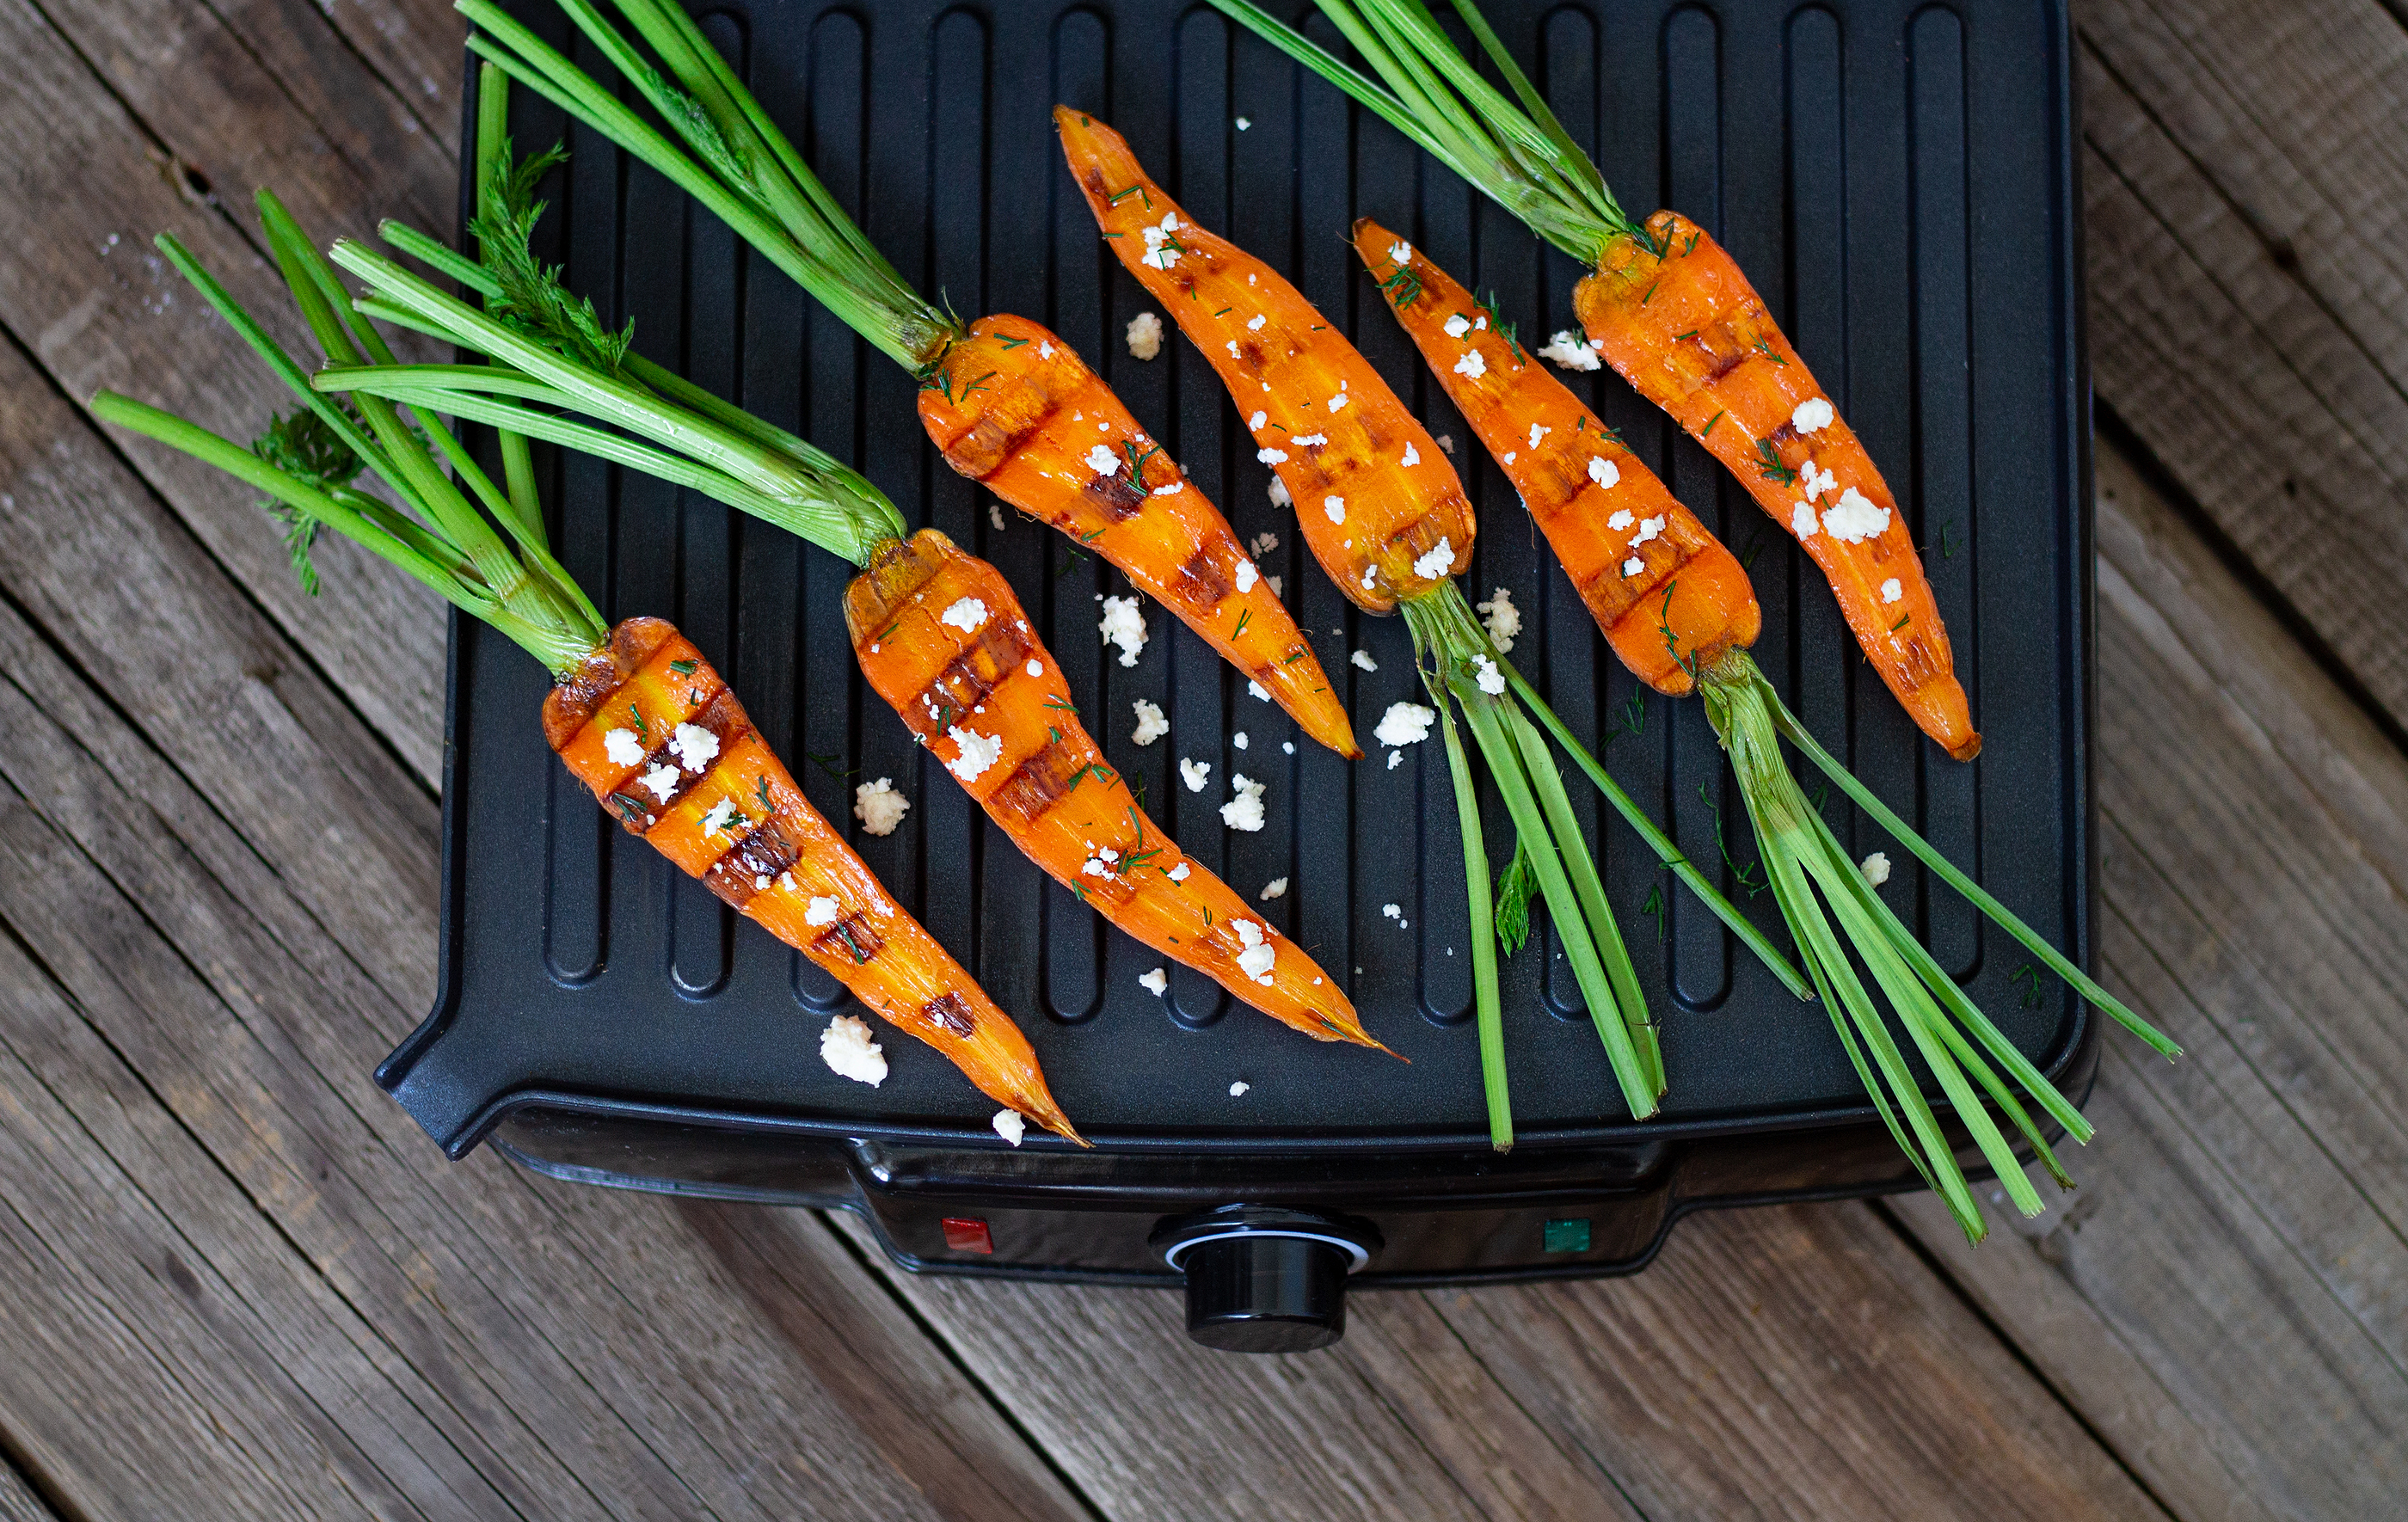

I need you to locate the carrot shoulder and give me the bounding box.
[917,314,1357,757]
[843,531,1379,1049]
[1353,220,1758,695]
[1053,107,1470,614]
[1571,212,1978,758]
[544,617,1082,1143]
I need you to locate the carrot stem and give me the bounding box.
[1434,692,1511,1150]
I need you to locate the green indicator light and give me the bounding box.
[1542,1218,1591,1254]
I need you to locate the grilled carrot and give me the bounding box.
[459,0,1358,758]
[322,192,1373,1050]
[90,181,1079,1142]
[1054,109,1470,612]
[1356,226,2184,1241]
[1212,0,1977,760]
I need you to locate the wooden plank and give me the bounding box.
[0,354,1065,1519]
[0,0,449,782]
[1891,439,2408,1521]
[0,1464,59,1522]
[834,1205,2162,1522]
[211,0,467,156]
[2076,15,2408,731]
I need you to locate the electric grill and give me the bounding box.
[384,0,2094,1352]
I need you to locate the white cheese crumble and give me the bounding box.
[1632,514,1665,547]
[1039,340,1054,359]
[1402,442,1419,467]
[1248,314,1267,332]
[1179,757,1212,792]
[1791,501,1819,539]
[993,1110,1025,1146]
[1169,862,1191,881]
[820,1016,886,1086]
[1792,396,1836,434]
[1099,594,1149,666]
[1436,433,1454,454]
[1229,1080,1250,1097]
[1881,578,1904,605]
[1139,211,1184,269]
[641,763,682,802]
[1259,877,1288,900]
[1283,741,1293,754]
[1373,702,1434,747]
[944,724,1004,783]
[1411,537,1455,580]
[1802,462,1838,500]
[1527,422,1550,449]
[1538,329,1602,371]
[1324,495,1347,524]
[1476,588,1520,653]
[1139,967,1169,997]
[1026,659,1044,678]
[1249,531,1279,556]
[1249,410,1268,430]
[1328,392,1349,412]
[855,777,908,835]
[603,727,644,767]
[1268,476,1291,507]
[939,596,987,633]
[1257,445,1290,464]
[1820,487,1891,543]
[1233,731,1249,750]
[1861,850,1892,887]
[1266,575,1283,597]
[1131,698,1170,746]
[1604,510,1634,534]
[1387,752,1402,770]
[991,501,1007,532]
[1382,903,1402,919]
[1351,647,1379,672]
[1249,679,1271,703]
[1388,240,1413,264]
[670,721,718,771]
[1152,482,1182,498]
[805,895,838,926]
[1084,443,1120,476]
[1294,433,1328,446]
[1221,772,1268,832]
[1588,456,1620,490]
[1473,657,1505,695]
[1125,310,1164,360]
[700,795,741,835]
[1235,559,1258,592]
[1503,451,1517,465]
[1235,115,1250,131]
[1442,313,1471,338]
[1453,349,1486,378]
[1232,917,1276,983]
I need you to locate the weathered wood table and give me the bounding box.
[0,0,2399,1516]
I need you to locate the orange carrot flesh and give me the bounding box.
[844,531,1380,1049]
[917,313,1357,757]
[1572,212,1979,759]
[545,617,1082,1143]
[1354,220,1760,696]
[1053,108,1471,614]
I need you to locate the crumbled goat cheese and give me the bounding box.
[1387,752,1402,770]
[1388,240,1413,264]
[1294,433,1328,446]
[1503,452,1516,465]
[1632,514,1665,547]
[1234,115,1250,131]
[1140,967,1169,997]
[1538,329,1602,370]
[1098,594,1149,666]
[1233,731,1249,750]
[1283,741,1294,754]
[1084,443,1120,476]
[1268,476,1292,509]
[1324,495,1347,524]
[1125,310,1164,359]
[1411,537,1455,580]
[1442,313,1471,338]
[1453,349,1487,378]
[1588,456,1620,490]
[1221,772,1268,832]
[1436,433,1454,453]
[1860,850,1892,887]
[1363,567,1379,592]
[1382,903,1402,919]
[1229,1081,1250,1097]
[1131,698,1170,746]
[603,727,644,768]
[670,721,719,771]
[1039,340,1054,359]
[1606,509,1635,532]
[993,1110,1025,1146]
[1820,487,1891,543]
[1259,877,1288,900]
[1881,578,1904,605]
[1266,575,1283,597]
[1476,588,1520,653]
[1528,422,1550,450]
[641,764,682,802]
[1248,314,1267,331]
[1791,501,1819,538]
[1139,211,1184,269]
[1226,340,1239,356]
[1373,702,1435,747]
[1235,559,1258,592]
[1026,660,1043,678]
[805,895,839,926]
[1328,392,1349,412]
[1249,679,1271,702]
[1792,396,1836,434]
[820,1015,886,1085]
[1257,445,1289,464]
[1152,482,1182,498]
[1351,647,1379,672]
[1249,531,1279,557]
[1802,462,1838,500]
[1169,862,1191,881]
[700,795,741,835]
[990,501,1007,531]
[939,596,988,633]
[945,724,1004,783]
[1250,410,1268,430]
[1402,442,1419,467]
[1179,757,1212,793]
[854,777,908,836]
[1622,556,1646,579]
[1475,314,1487,329]
[1473,657,1505,695]
[1231,917,1275,983]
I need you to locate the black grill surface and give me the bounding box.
[387,0,2092,1157]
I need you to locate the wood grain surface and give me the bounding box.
[0,0,2400,1515]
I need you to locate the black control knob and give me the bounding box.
[1152,1206,1379,1354]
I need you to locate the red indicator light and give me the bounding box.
[941,1217,993,1255]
